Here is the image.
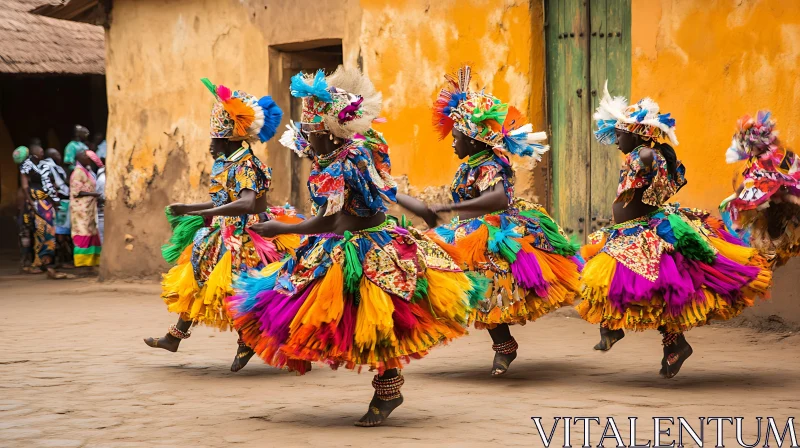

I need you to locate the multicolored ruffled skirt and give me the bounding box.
[722,201,800,268]
[430,199,582,329]
[721,157,800,267]
[577,205,772,333]
[160,207,302,330]
[225,217,487,374]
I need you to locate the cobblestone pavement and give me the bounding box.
[2,276,799,447]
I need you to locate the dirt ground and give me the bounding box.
[2,275,799,447]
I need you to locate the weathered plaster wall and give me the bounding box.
[631,0,800,326]
[102,0,356,278]
[631,0,800,211]
[103,0,542,278]
[359,0,546,202]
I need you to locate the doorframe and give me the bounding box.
[267,39,343,213]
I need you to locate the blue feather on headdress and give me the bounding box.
[658,113,676,128]
[503,133,548,159]
[443,92,467,115]
[290,70,332,102]
[631,109,648,122]
[256,95,283,142]
[594,119,617,145]
[757,110,771,125]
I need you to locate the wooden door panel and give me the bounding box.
[588,0,631,232]
[547,0,590,239]
[547,0,630,239]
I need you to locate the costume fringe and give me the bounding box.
[578,208,772,333]
[161,208,204,264]
[227,224,488,374]
[437,210,581,329]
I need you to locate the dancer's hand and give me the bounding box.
[430,203,452,214]
[250,220,283,238]
[420,208,441,228]
[168,203,189,216]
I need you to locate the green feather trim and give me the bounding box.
[200,78,217,98]
[519,210,579,256]
[486,224,522,263]
[341,231,363,294]
[412,276,429,302]
[161,207,205,264]
[466,271,490,309]
[667,214,716,263]
[470,103,508,126]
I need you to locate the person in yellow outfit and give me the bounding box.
[144,78,301,373]
[578,83,772,378]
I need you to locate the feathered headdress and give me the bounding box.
[201,78,283,144]
[285,66,382,140]
[593,80,678,146]
[725,111,779,163]
[432,65,549,162]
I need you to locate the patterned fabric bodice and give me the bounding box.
[209,147,271,207]
[307,130,397,217]
[616,146,686,207]
[450,150,514,205]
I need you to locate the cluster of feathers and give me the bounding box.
[593,81,679,146]
[432,65,550,162]
[288,66,383,139]
[201,78,282,145]
[726,111,779,163]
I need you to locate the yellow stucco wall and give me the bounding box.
[360,0,546,199]
[102,0,543,278]
[631,0,800,211]
[103,0,357,278]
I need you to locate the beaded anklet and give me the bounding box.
[168,324,191,340]
[492,337,518,355]
[661,332,679,346]
[372,374,404,401]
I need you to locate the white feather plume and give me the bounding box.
[324,66,383,138]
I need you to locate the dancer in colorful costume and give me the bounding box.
[144,79,302,373]
[720,111,800,268]
[226,66,485,427]
[422,65,582,376]
[578,83,772,378]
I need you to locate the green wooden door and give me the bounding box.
[545,0,631,239]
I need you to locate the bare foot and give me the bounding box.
[143,334,181,352]
[354,393,404,427]
[594,327,625,351]
[659,335,693,379]
[47,268,73,280]
[230,345,255,372]
[491,350,517,376]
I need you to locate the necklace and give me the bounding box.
[317,141,353,167]
[468,149,493,167]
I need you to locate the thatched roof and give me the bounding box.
[6,0,62,12]
[32,0,105,25]
[0,0,104,75]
